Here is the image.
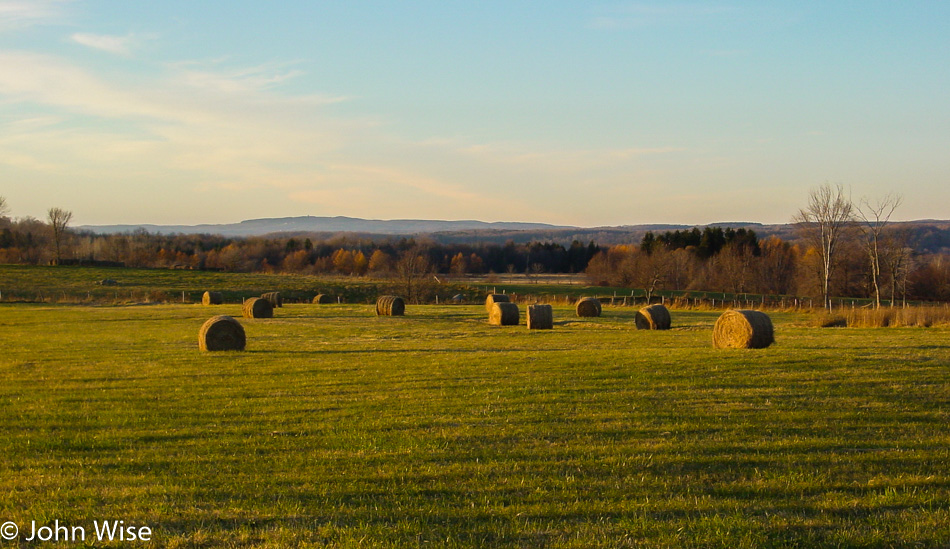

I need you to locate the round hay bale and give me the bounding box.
[198,315,246,351]
[527,304,553,330]
[712,309,774,349]
[202,291,223,306]
[485,293,510,313]
[313,294,334,304]
[489,302,520,326]
[635,304,671,330]
[575,297,602,317]
[261,292,282,308]
[376,295,405,316]
[242,297,274,319]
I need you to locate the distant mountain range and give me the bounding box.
[78,215,782,237]
[78,216,573,237]
[77,216,950,252]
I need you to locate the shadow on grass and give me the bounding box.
[234,347,580,356]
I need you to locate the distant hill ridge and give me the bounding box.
[78,216,573,237]
[77,216,950,253]
[79,216,783,237]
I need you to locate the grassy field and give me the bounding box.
[0,264,438,305]
[1,297,949,547]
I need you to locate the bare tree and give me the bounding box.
[759,236,796,295]
[855,193,902,308]
[0,196,9,229]
[792,183,854,310]
[527,262,546,283]
[47,207,73,264]
[881,227,913,307]
[714,243,756,295]
[395,247,432,302]
[633,248,671,303]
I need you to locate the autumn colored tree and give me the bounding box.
[332,249,355,274]
[450,252,468,276]
[282,250,311,273]
[368,249,393,275]
[353,251,368,276]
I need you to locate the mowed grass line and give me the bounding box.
[0,304,948,547]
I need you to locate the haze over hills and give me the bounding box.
[77,216,778,243]
[77,216,950,252]
[78,216,574,237]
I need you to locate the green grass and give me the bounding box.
[1,301,949,547]
[0,264,460,305]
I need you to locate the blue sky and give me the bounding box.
[1,1,947,226]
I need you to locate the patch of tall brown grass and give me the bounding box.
[844,306,950,328]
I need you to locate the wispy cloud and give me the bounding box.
[0,51,197,120]
[170,60,347,104]
[0,0,70,30]
[0,50,440,221]
[0,46,691,225]
[71,32,138,57]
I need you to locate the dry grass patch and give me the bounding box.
[845,306,950,328]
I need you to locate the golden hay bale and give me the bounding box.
[635,304,671,330]
[489,302,520,326]
[198,315,245,351]
[712,309,774,349]
[575,297,602,317]
[261,292,282,308]
[313,294,334,304]
[376,295,405,316]
[202,291,223,306]
[527,304,553,330]
[485,293,510,313]
[242,297,274,319]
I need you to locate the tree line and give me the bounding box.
[0,198,600,276]
[1,190,949,304]
[586,185,949,306]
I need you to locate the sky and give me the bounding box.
[0,1,948,227]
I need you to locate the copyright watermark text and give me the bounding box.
[1,520,151,543]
